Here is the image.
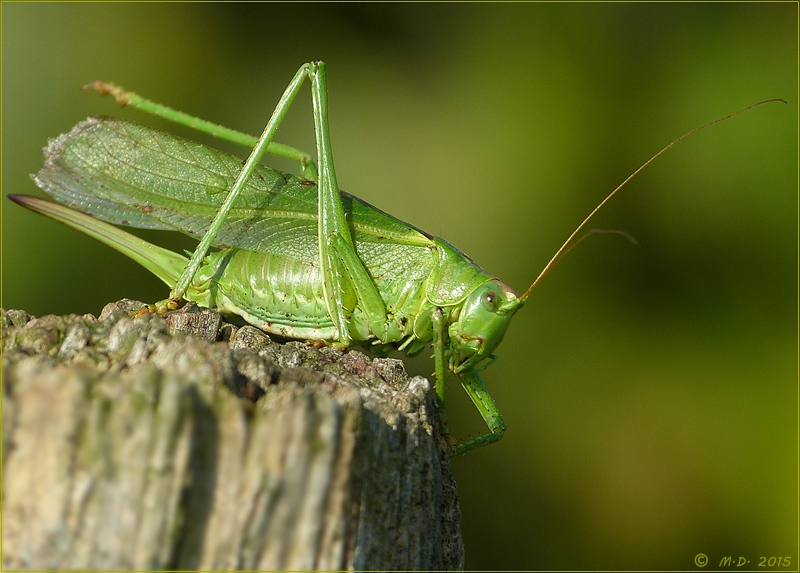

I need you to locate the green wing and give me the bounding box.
[34,117,434,265]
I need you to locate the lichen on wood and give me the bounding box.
[1,300,463,570]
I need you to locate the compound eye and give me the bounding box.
[481,289,499,312]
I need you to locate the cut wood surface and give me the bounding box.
[2,300,464,570]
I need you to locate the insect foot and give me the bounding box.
[126,296,181,320]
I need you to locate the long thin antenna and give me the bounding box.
[519,98,785,303]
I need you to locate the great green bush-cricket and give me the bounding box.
[10,61,781,455]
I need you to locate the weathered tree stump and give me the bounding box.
[1,300,463,570]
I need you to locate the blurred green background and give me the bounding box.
[2,3,796,570]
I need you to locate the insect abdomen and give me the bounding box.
[194,248,338,340]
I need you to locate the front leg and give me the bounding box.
[452,368,506,456]
[431,307,450,435]
[431,306,505,455]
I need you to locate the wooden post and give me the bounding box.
[2,300,464,570]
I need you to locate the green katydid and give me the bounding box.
[9,61,782,455]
